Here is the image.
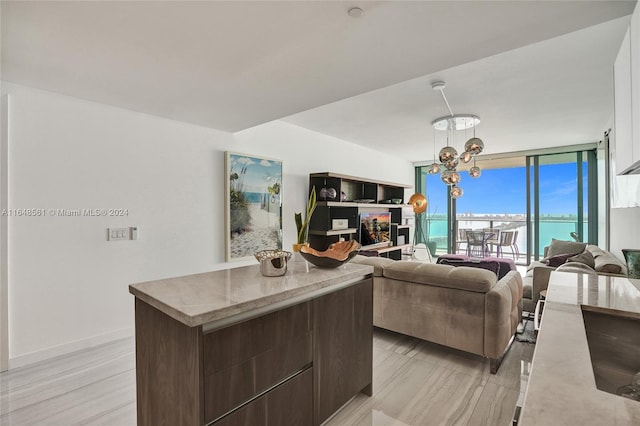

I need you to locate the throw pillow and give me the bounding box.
[567,250,595,269]
[544,253,575,267]
[593,253,625,274]
[596,263,623,274]
[436,258,500,277]
[546,238,587,259]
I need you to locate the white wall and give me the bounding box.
[234,120,415,244]
[1,83,412,367]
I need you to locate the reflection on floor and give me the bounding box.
[326,328,535,426]
[0,328,535,425]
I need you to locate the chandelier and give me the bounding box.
[427,81,484,198]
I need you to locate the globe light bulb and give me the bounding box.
[451,185,463,198]
[428,163,441,174]
[459,150,473,163]
[464,137,484,155]
[443,158,459,171]
[441,170,461,185]
[439,146,458,164]
[469,165,481,178]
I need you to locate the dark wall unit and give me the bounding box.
[308,172,412,258]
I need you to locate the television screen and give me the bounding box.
[358,212,391,247]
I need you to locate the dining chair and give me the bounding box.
[508,230,520,259]
[511,230,520,258]
[495,229,520,259]
[457,228,470,254]
[483,228,501,257]
[466,230,487,257]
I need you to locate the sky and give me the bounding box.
[228,153,282,194]
[426,162,586,216]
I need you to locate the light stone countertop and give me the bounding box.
[129,259,373,328]
[520,271,640,425]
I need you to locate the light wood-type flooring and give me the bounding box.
[1,328,534,426]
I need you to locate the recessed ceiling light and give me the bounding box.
[348,7,364,18]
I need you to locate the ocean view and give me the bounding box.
[427,216,587,257]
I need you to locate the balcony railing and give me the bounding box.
[426,217,588,263]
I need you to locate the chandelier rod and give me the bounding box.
[432,81,454,117]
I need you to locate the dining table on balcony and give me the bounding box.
[466,228,501,257]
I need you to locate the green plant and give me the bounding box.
[229,171,250,234]
[294,187,317,244]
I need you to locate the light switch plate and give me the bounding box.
[108,227,129,241]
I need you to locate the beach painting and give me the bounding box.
[225,152,282,261]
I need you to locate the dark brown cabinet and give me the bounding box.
[134,278,373,426]
[203,302,312,423]
[214,369,313,426]
[313,278,373,424]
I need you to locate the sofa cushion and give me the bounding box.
[545,238,587,259]
[544,253,575,267]
[567,250,595,268]
[522,276,532,299]
[585,245,607,257]
[382,261,497,293]
[556,262,597,275]
[436,258,501,277]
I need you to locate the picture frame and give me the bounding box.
[225,151,283,261]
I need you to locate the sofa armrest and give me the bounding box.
[351,255,395,276]
[531,266,553,306]
[484,271,523,359]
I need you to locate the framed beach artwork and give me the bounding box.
[225,152,283,261]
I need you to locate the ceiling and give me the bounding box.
[1,1,636,162]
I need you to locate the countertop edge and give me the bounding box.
[519,272,640,425]
[129,265,373,328]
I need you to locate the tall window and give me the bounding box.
[527,151,596,262]
[416,148,597,263]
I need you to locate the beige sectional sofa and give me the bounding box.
[352,256,523,373]
[522,241,627,313]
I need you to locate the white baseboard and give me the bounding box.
[8,327,134,370]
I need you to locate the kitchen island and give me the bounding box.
[129,260,374,426]
[519,271,640,425]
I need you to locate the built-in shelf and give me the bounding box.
[368,244,411,255]
[308,172,413,189]
[309,228,358,236]
[308,172,412,259]
[317,201,409,208]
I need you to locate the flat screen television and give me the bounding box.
[358,212,391,248]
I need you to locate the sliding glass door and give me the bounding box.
[415,167,449,255]
[416,148,597,264]
[527,151,596,262]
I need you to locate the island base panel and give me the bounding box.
[313,278,373,425]
[135,299,204,426]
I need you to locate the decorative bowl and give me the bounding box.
[299,240,361,268]
[319,187,337,201]
[254,250,292,276]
